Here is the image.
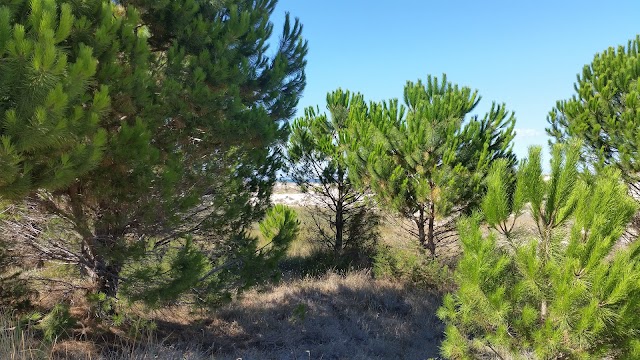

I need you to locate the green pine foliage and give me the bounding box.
[38,303,76,343]
[346,75,515,256]
[288,89,379,257]
[2,0,307,308]
[547,35,640,195]
[195,204,299,308]
[438,142,640,359]
[0,0,108,198]
[253,204,300,278]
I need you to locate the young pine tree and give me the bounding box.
[346,75,515,256]
[438,143,640,359]
[288,90,378,258]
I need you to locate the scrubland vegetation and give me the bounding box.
[2,0,640,359]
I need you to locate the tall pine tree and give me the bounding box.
[547,35,640,197]
[346,75,515,256]
[3,0,307,305]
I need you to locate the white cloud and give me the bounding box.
[514,128,545,137]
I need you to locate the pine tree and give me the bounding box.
[3,0,307,306]
[346,75,515,256]
[547,35,640,197]
[288,89,378,257]
[438,142,640,359]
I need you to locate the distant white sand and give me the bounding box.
[271,193,312,206]
[271,182,320,207]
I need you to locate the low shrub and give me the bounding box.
[38,304,76,343]
[373,243,455,292]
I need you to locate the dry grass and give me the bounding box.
[3,271,443,359]
[0,315,46,360]
[149,270,444,360]
[3,269,445,359]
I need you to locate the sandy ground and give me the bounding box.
[271,183,319,207]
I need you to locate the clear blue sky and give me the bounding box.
[271,0,640,165]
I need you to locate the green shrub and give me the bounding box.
[373,243,454,292]
[0,204,33,311]
[279,247,351,277]
[0,247,32,311]
[38,304,75,343]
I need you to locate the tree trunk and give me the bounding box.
[82,225,124,299]
[417,206,427,250]
[82,243,123,299]
[335,199,344,254]
[426,201,436,257]
[334,178,345,255]
[94,258,122,298]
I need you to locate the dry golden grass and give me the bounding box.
[4,270,443,359]
[0,314,47,360]
[147,270,444,360]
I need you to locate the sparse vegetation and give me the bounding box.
[2,271,445,360]
[1,313,48,360]
[2,0,640,358]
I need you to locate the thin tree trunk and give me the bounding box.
[426,201,436,257]
[417,206,427,250]
[539,227,552,322]
[335,199,344,254]
[334,177,345,255]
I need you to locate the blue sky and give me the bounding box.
[271,1,640,165]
